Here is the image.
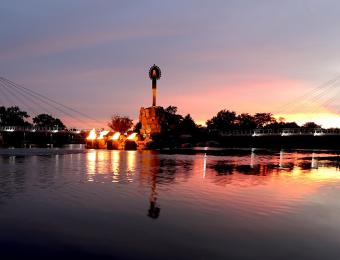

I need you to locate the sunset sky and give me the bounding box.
[1,0,340,128]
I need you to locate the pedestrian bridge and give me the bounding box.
[0,126,82,134]
[220,128,340,137]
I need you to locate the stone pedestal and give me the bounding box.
[139,106,166,136]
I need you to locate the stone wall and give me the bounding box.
[139,106,166,136]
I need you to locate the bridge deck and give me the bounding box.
[0,126,81,133]
[220,128,340,136]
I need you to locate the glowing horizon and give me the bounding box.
[1,1,340,129]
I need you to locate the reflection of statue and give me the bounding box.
[148,200,160,219]
[140,152,189,219]
[148,171,160,219]
[140,151,162,219]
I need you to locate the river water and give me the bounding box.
[0,146,340,259]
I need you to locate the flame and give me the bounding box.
[97,130,109,140]
[111,132,121,140]
[127,133,137,140]
[86,128,97,140]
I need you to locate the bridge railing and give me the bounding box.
[0,126,83,133]
[220,128,340,136]
[220,130,253,136]
[279,128,340,136]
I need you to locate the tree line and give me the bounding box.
[108,106,326,135]
[0,105,327,132]
[0,106,65,128]
[205,109,322,131]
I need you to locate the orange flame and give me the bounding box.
[111,132,121,140]
[97,130,109,140]
[127,133,137,140]
[86,128,97,140]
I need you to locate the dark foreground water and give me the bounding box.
[0,146,340,259]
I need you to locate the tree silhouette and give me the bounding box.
[180,114,197,134]
[0,106,31,126]
[164,106,178,115]
[206,109,237,131]
[163,106,183,131]
[108,115,133,133]
[253,113,276,127]
[236,113,257,129]
[33,114,65,128]
[302,122,321,128]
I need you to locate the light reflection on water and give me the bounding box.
[0,148,340,259]
[82,149,340,220]
[86,150,138,183]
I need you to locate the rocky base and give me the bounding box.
[139,106,166,137]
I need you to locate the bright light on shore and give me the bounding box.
[86,128,97,140]
[111,132,121,140]
[97,130,109,140]
[127,133,137,140]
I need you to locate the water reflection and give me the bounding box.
[206,150,340,177]
[1,148,340,258]
[139,152,161,218]
[250,148,257,168]
[86,150,138,183]
[82,149,340,221]
[86,151,197,219]
[203,153,207,178]
[126,151,136,182]
[311,152,318,169]
[1,148,338,218]
[86,151,96,181]
[83,149,340,190]
[148,169,161,219]
[111,150,120,182]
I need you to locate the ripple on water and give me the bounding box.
[0,148,340,258]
